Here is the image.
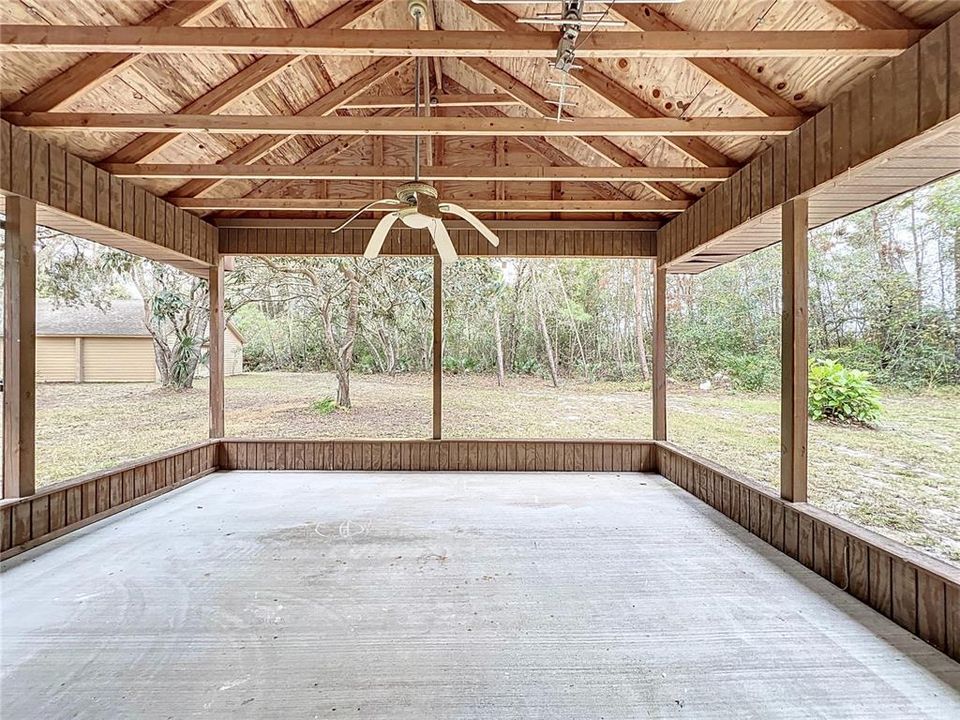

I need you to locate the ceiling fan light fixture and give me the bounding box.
[332,3,500,264]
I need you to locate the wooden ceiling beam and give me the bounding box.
[217,108,404,219]
[169,198,692,213]
[101,163,734,182]
[214,218,661,231]
[611,4,802,117]
[2,0,228,113]
[458,1,733,168]
[459,57,692,200]
[0,26,922,58]
[824,1,920,30]
[162,57,410,198]
[462,105,632,205]
[102,0,387,164]
[343,92,519,109]
[3,112,802,136]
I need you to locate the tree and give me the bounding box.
[229,257,369,407]
[633,259,651,380]
[28,228,210,390]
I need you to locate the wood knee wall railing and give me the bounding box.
[1,438,956,664]
[218,438,657,473]
[0,441,218,559]
[656,443,960,663]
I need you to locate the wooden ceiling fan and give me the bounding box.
[333,0,500,264]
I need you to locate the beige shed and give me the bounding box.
[3,299,244,383]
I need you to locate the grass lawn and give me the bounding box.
[12,372,958,565]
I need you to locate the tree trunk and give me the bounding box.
[320,263,361,408]
[955,227,960,363]
[910,200,923,313]
[493,305,506,386]
[534,280,559,388]
[336,369,351,409]
[633,259,650,380]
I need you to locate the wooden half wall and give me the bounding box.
[219,438,657,472]
[0,440,218,560]
[0,119,216,276]
[218,225,657,258]
[658,12,960,272]
[0,436,957,663]
[657,443,960,663]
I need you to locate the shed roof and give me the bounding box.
[28,298,244,343]
[36,299,151,337]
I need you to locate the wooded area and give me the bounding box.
[4,172,956,407]
[221,175,960,399]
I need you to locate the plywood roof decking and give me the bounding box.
[3,0,958,227]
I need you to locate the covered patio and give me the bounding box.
[4,469,958,717]
[1,1,959,716]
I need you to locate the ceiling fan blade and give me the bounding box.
[364,211,400,259]
[439,203,500,247]
[428,219,458,264]
[332,198,402,233]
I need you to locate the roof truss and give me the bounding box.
[0,26,922,57]
[0,0,945,225]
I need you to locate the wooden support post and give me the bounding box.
[208,256,225,438]
[3,196,37,498]
[780,198,809,502]
[432,256,443,440]
[652,265,667,441]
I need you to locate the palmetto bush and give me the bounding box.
[808,359,882,425]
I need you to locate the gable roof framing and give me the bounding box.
[0,0,954,228]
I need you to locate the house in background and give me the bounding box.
[2,299,244,383]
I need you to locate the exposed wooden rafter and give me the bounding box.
[0,26,923,57]
[610,3,803,117]
[824,1,920,30]
[163,57,411,198]
[458,98,638,206]
[103,0,386,164]
[3,113,801,137]
[458,1,733,168]
[458,57,692,201]
[216,108,404,219]
[344,92,519,109]
[3,0,228,112]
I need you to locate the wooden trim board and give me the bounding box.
[218,227,657,258]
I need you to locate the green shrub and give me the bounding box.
[723,353,779,392]
[442,356,481,374]
[808,359,882,425]
[310,397,337,415]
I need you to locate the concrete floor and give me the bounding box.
[2,472,958,719]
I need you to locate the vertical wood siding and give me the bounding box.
[657,12,960,268]
[218,227,657,258]
[219,439,657,473]
[0,119,216,271]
